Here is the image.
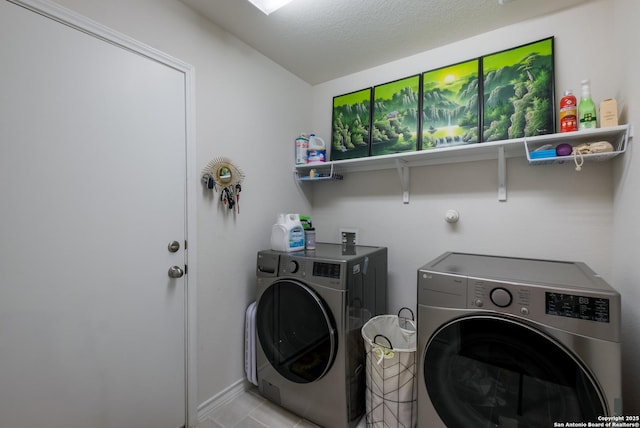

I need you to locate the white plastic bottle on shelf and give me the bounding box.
[307,134,326,163]
[578,79,597,130]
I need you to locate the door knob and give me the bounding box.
[168,266,184,278]
[167,240,180,253]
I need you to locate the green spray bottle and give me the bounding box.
[578,79,597,129]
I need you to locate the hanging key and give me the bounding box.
[226,186,235,210]
[235,183,242,214]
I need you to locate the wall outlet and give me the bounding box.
[339,228,359,245]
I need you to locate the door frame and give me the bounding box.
[6,0,199,425]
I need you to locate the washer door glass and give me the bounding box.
[257,279,337,384]
[424,315,606,427]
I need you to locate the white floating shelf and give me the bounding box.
[294,124,631,203]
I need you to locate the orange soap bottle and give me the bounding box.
[560,89,578,132]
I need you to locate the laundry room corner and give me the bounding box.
[309,0,640,414]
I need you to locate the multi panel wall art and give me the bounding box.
[482,37,555,142]
[371,75,420,156]
[422,59,480,150]
[330,37,555,161]
[331,88,372,161]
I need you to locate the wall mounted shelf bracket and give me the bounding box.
[394,147,506,204]
[498,146,507,201]
[395,159,410,204]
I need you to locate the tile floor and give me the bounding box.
[196,386,367,428]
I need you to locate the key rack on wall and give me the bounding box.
[294,125,631,204]
[202,157,245,213]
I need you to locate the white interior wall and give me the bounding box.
[311,0,640,411]
[612,0,640,415]
[52,0,312,409]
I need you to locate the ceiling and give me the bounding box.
[181,0,589,85]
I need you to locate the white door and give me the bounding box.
[0,1,189,427]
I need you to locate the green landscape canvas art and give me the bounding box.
[482,37,555,142]
[422,59,479,150]
[331,88,372,161]
[371,75,420,156]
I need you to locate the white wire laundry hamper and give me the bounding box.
[361,308,417,428]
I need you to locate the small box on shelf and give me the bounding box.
[600,99,619,128]
[528,149,557,160]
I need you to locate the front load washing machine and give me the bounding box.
[256,243,387,428]
[417,252,622,428]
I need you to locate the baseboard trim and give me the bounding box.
[197,379,251,422]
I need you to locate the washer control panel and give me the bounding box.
[273,256,349,290]
[287,260,299,274]
[490,287,512,307]
[470,279,532,316]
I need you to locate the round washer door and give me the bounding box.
[257,279,337,384]
[424,315,606,427]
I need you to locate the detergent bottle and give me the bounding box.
[270,214,305,252]
[295,134,309,165]
[307,134,326,163]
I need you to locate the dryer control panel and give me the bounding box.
[462,278,619,341]
[545,292,610,323]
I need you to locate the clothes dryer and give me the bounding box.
[256,243,387,428]
[417,252,622,427]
